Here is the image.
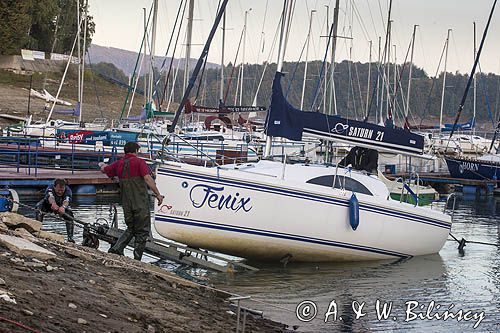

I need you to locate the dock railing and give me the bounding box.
[0,136,121,175]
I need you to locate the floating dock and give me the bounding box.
[0,167,117,195]
[388,172,499,195]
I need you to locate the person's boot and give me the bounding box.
[108,228,133,256]
[133,233,148,261]
[66,221,75,243]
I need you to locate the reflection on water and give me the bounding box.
[17,194,500,332]
[211,195,500,332]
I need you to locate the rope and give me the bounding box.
[0,195,298,316]
[448,232,499,248]
[0,195,94,231]
[0,316,41,333]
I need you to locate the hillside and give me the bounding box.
[1,57,499,131]
[0,66,150,128]
[88,44,219,77]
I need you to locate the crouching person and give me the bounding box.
[36,178,75,242]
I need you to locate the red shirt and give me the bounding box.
[104,153,150,179]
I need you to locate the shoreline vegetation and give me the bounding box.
[1,57,499,132]
[0,212,286,332]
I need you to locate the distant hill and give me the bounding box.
[87,44,219,77]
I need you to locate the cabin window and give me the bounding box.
[306,175,373,195]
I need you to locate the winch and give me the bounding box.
[0,188,19,213]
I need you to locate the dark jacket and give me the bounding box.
[339,147,379,174]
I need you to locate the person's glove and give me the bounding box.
[58,206,66,214]
[51,203,59,211]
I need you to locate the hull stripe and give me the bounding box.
[155,214,412,259]
[157,168,451,230]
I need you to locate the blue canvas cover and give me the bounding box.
[265,72,424,156]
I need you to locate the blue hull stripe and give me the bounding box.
[155,214,411,259]
[158,167,451,230]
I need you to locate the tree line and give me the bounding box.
[96,59,500,127]
[0,0,94,56]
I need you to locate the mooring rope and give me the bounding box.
[448,232,500,248]
[0,195,299,315]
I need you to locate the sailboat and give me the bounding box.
[152,0,453,262]
[444,0,499,183]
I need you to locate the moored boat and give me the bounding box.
[154,160,451,262]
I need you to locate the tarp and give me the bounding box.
[265,72,424,156]
[441,117,475,132]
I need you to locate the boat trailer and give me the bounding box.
[81,207,258,273]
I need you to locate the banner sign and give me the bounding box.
[57,130,139,146]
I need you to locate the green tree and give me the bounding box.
[53,0,95,55]
[27,0,59,52]
[0,0,31,55]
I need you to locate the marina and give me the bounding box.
[1,0,500,332]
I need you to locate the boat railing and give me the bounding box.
[157,133,221,167]
[444,193,457,219]
[151,133,256,166]
[396,175,419,207]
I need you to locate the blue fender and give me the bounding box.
[349,193,359,231]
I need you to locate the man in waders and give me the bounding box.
[99,141,163,260]
[36,179,75,242]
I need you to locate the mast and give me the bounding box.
[473,21,477,133]
[141,8,147,113]
[148,0,158,118]
[79,0,88,123]
[77,0,81,116]
[183,0,194,93]
[377,36,382,124]
[328,0,340,115]
[323,5,329,114]
[240,8,252,106]
[365,40,372,119]
[169,0,229,131]
[405,25,418,125]
[439,29,451,130]
[300,9,315,110]
[386,20,392,121]
[449,0,497,143]
[220,11,226,101]
[264,0,293,158]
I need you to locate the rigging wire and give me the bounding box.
[223,27,245,105]
[252,15,282,107]
[418,36,447,128]
[156,0,186,110]
[85,52,104,119]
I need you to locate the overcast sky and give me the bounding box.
[88,0,500,76]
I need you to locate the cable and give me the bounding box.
[0,316,41,333]
[448,233,499,248]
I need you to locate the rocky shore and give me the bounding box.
[0,212,285,332]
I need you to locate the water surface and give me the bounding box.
[19,194,500,332]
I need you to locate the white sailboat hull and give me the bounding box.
[154,161,451,262]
